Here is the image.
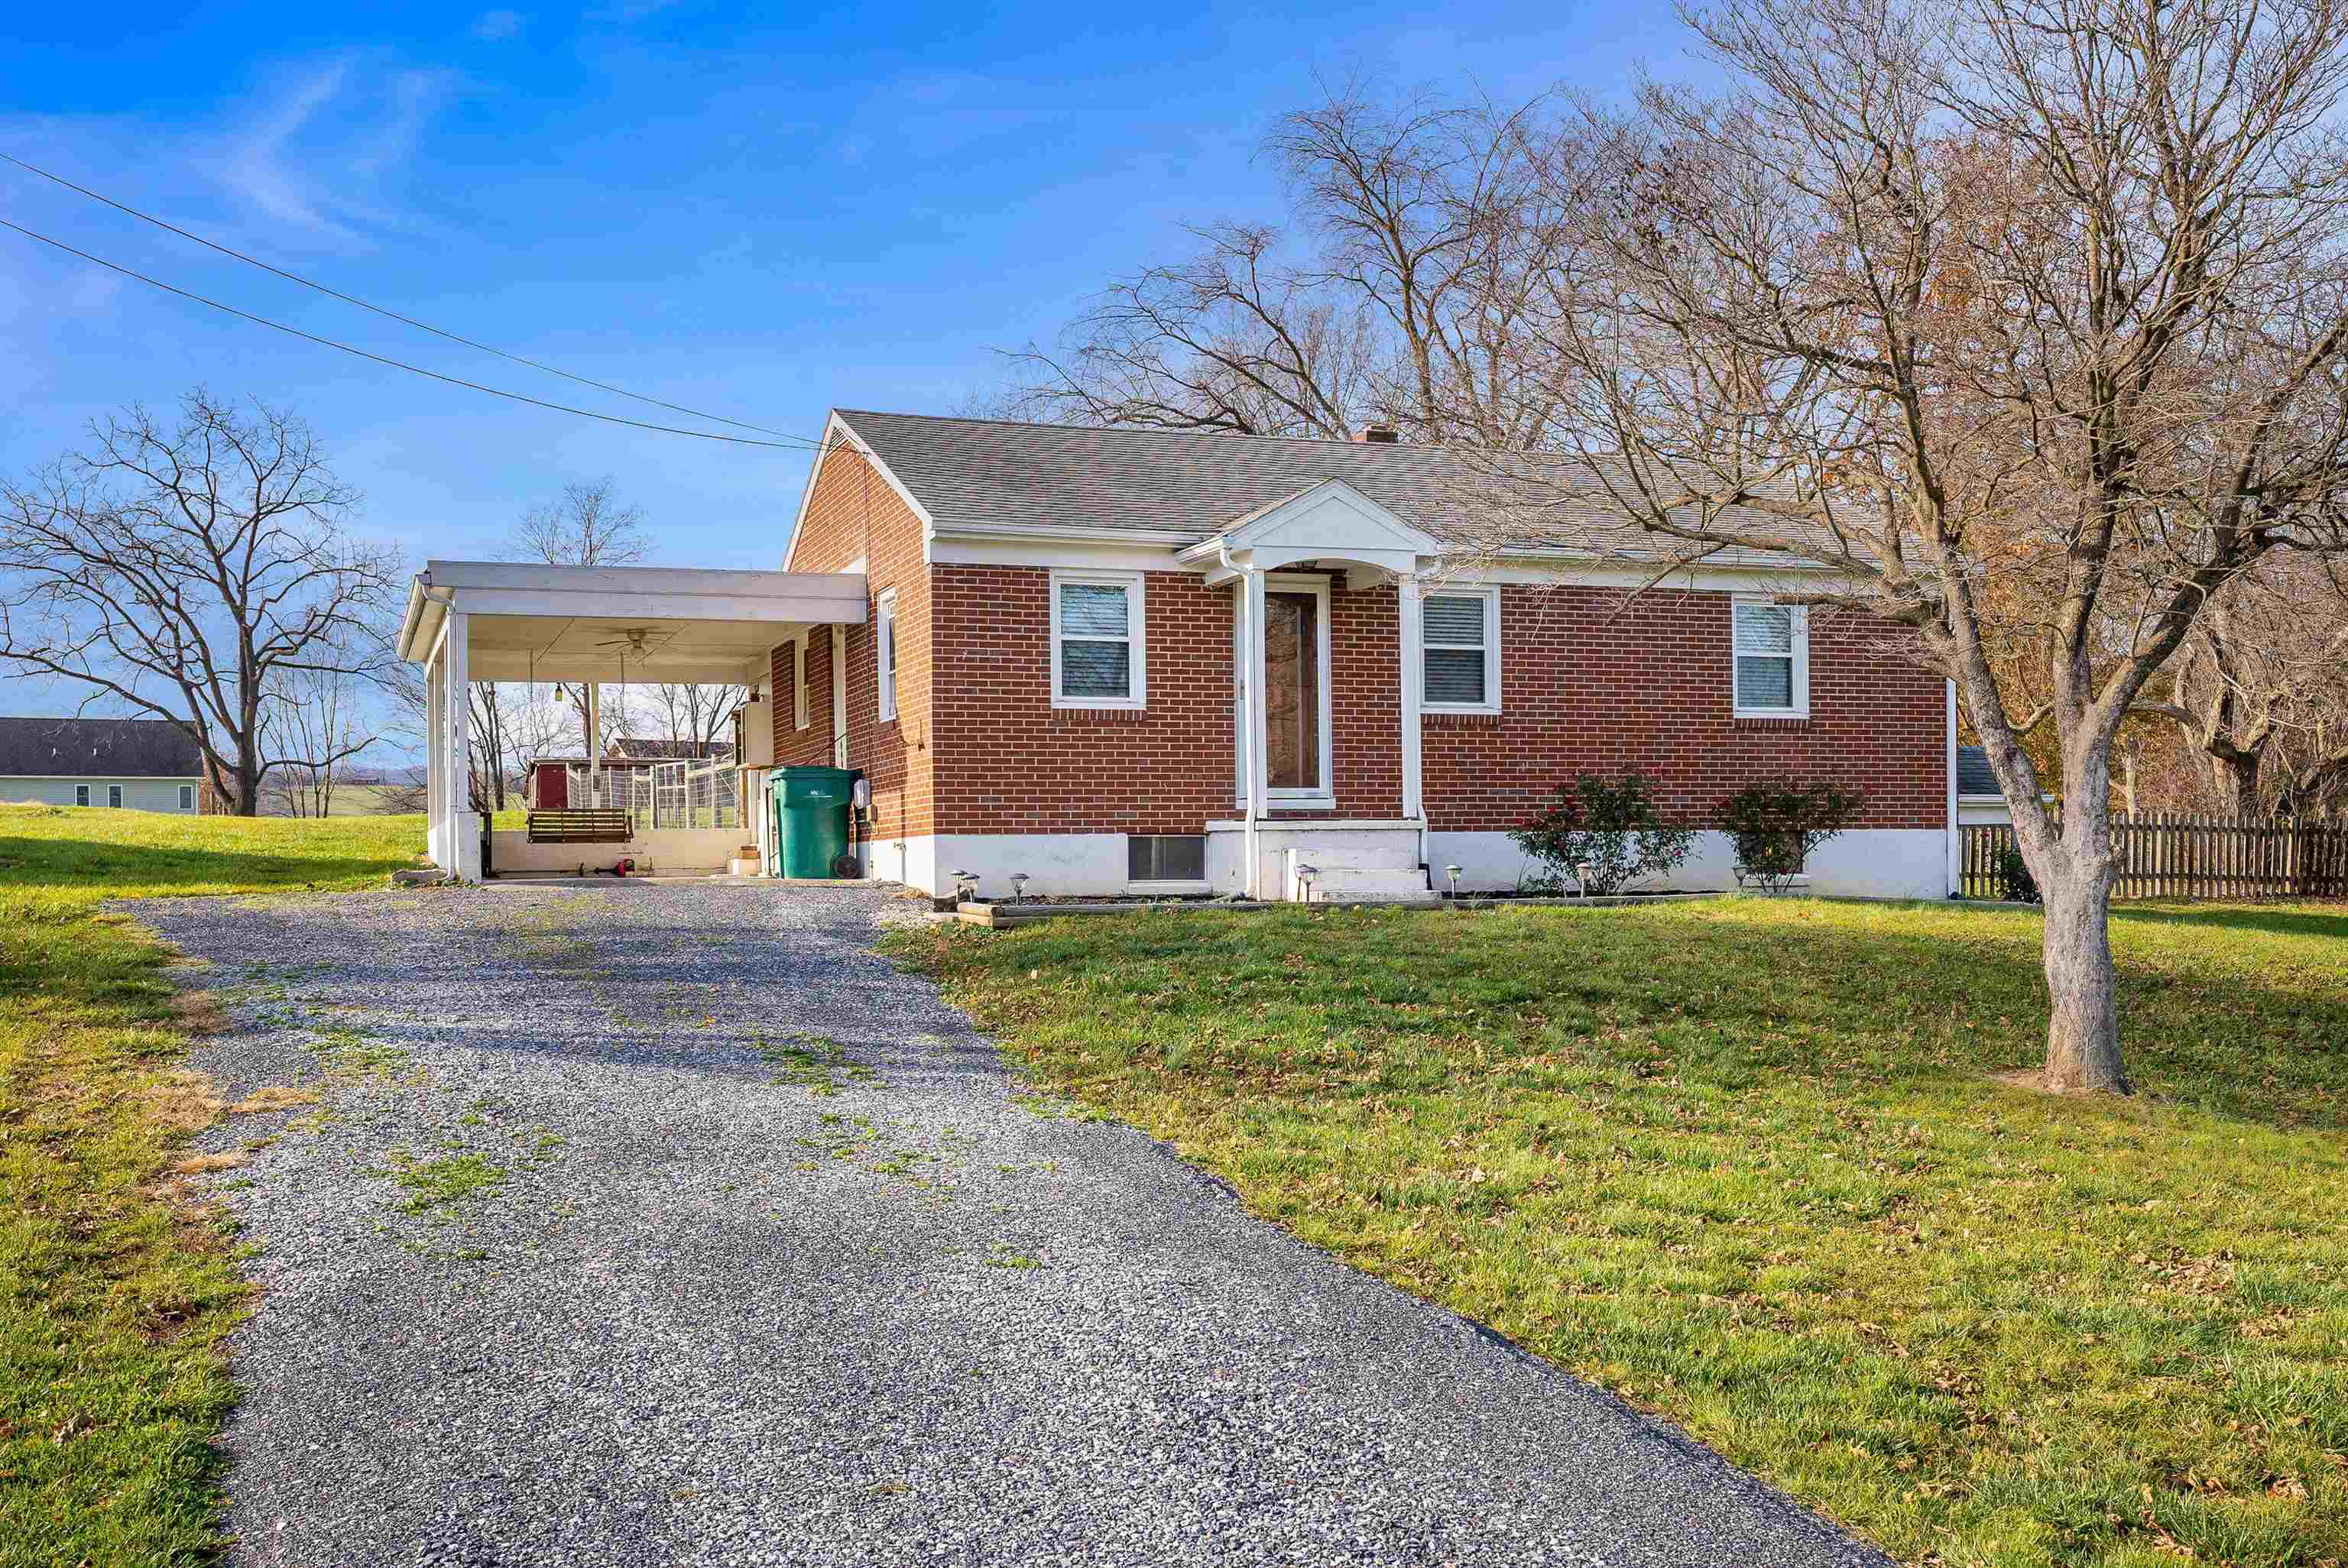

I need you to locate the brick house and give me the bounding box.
[748,410,1955,901]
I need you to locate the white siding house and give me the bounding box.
[0,718,204,813]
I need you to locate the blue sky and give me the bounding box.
[1,1,1692,717]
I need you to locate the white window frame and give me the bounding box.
[792,638,809,731]
[1420,585,1502,715]
[1125,833,1211,894]
[178,783,196,812]
[74,783,90,807]
[1050,569,1146,711]
[875,590,899,723]
[1732,596,1811,718]
[108,784,124,808]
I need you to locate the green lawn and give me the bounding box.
[893,897,2348,1568]
[0,807,422,1568]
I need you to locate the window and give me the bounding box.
[875,591,898,722]
[1422,588,1500,712]
[792,639,809,731]
[1052,571,1146,708]
[1127,834,1206,884]
[108,784,123,808]
[74,784,89,806]
[1733,598,1810,717]
[179,784,196,812]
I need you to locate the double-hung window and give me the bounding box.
[74,784,90,807]
[178,784,196,812]
[1733,598,1809,717]
[875,591,899,722]
[1421,588,1500,713]
[1051,571,1146,708]
[108,785,123,808]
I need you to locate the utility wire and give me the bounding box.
[0,218,825,452]
[0,149,816,445]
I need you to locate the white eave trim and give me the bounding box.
[782,412,940,572]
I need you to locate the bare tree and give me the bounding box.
[1007,78,1582,444]
[2135,560,2348,816]
[268,666,375,817]
[0,390,401,815]
[642,682,739,750]
[1501,0,2348,1092]
[508,478,650,572]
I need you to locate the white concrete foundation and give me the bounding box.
[1425,828,1954,899]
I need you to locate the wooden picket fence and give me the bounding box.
[1960,813,2348,901]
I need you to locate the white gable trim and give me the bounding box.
[781,412,939,572]
[1176,478,1439,584]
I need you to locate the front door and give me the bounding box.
[1265,590,1323,795]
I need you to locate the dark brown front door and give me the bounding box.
[1264,590,1322,792]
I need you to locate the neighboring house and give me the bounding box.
[406,410,1960,894]
[763,410,1952,900]
[1957,746,2010,825]
[0,717,206,813]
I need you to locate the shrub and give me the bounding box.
[1995,844,2042,903]
[1510,771,1698,896]
[1717,778,1863,893]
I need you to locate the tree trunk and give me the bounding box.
[2208,748,2261,818]
[2038,866,2132,1093]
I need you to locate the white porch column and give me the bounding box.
[444,607,481,881]
[425,631,446,868]
[1396,571,1425,865]
[1240,565,1268,899]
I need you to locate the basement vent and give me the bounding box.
[1127,834,1207,883]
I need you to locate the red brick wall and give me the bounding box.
[777,445,934,839]
[1420,588,1943,831]
[920,575,1940,838]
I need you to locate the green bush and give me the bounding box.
[1717,778,1863,893]
[1995,844,2042,903]
[1509,771,1698,896]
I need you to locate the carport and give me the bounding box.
[396,560,866,880]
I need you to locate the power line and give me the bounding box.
[0,219,827,452]
[0,149,813,444]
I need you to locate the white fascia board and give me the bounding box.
[929,534,1191,572]
[425,560,865,600]
[803,412,939,566]
[1432,559,1856,594]
[0,773,204,782]
[446,587,867,624]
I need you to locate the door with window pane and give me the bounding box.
[1264,591,1321,792]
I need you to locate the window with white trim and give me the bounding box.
[875,591,899,722]
[108,784,123,808]
[792,639,809,731]
[1422,588,1500,712]
[179,784,196,812]
[1051,570,1146,708]
[1733,599,1809,716]
[75,784,89,807]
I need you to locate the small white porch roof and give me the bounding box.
[397,560,867,685]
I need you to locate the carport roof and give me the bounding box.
[398,560,866,685]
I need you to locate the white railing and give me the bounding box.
[566,760,736,831]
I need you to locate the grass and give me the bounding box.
[890,896,2348,1568]
[0,806,422,1568]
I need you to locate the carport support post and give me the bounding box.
[1240,565,1268,900]
[444,607,482,881]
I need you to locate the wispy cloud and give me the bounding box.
[471,10,525,41]
[201,53,458,241]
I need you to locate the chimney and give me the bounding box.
[1353,423,1399,444]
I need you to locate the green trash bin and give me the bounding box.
[771,766,858,879]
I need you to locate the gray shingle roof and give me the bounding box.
[835,410,1835,569]
[1956,745,1998,797]
[0,717,201,777]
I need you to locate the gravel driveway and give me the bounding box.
[148,881,1890,1568]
